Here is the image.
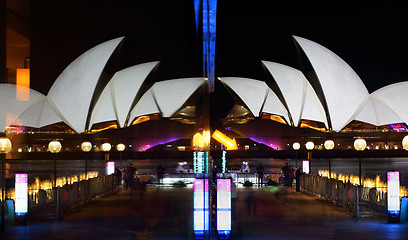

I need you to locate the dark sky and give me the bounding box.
[30,0,408,119]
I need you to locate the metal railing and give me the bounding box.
[300,174,387,215]
[27,174,121,219]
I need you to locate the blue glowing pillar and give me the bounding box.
[194,0,217,92]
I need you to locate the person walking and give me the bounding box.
[281,163,291,187]
[123,164,136,191]
[256,163,265,187]
[156,164,166,185]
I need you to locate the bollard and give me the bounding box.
[400,197,407,223]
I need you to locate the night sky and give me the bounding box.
[30,0,408,121]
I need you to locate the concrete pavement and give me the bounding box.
[2,185,407,240]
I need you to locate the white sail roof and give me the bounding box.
[294,36,369,132]
[0,84,45,131]
[127,89,160,126]
[16,97,64,128]
[367,82,408,125]
[301,80,329,128]
[110,62,159,127]
[262,61,306,126]
[262,89,290,124]
[220,77,269,117]
[88,84,116,129]
[354,95,402,126]
[47,37,124,133]
[152,78,205,118]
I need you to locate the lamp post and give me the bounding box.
[324,140,335,178]
[354,138,366,186]
[81,141,92,180]
[116,143,125,169]
[101,142,111,161]
[305,141,314,173]
[292,142,300,168]
[0,137,11,232]
[49,141,62,188]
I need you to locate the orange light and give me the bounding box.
[212,130,238,150]
[16,68,30,101]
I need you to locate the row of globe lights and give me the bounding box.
[292,138,371,186]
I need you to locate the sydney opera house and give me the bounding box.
[2,35,408,154]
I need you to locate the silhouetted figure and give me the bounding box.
[256,164,265,186]
[156,164,166,184]
[295,168,303,192]
[281,163,292,187]
[123,164,136,191]
[114,168,122,186]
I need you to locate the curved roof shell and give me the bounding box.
[0,84,45,131]
[16,97,64,128]
[220,77,269,117]
[368,82,408,125]
[88,62,159,130]
[263,61,309,127]
[294,36,369,132]
[47,37,124,133]
[262,89,290,123]
[151,78,205,118]
[128,89,160,126]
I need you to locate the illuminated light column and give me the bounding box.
[354,138,366,186]
[217,179,231,238]
[387,171,400,223]
[194,0,217,92]
[117,143,125,170]
[81,141,92,179]
[0,136,11,232]
[292,142,300,168]
[324,140,335,178]
[15,174,28,216]
[305,141,314,173]
[49,140,62,187]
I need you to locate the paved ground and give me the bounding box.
[2,185,408,240]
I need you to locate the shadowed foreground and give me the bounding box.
[2,185,408,240]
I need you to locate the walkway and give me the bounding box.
[2,185,408,240]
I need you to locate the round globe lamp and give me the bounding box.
[306,141,314,160]
[81,141,92,152]
[402,135,408,151]
[0,138,12,154]
[101,143,111,161]
[117,143,125,169]
[49,140,61,188]
[354,138,366,186]
[81,141,92,180]
[324,140,335,178]
[293,142,300,168]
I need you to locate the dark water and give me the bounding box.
[5,157,408,186]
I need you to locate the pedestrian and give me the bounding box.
[256,163,265,186]
[244,161,250,173]
[240,161,246,173]
[295,167,303,192]
[156,164,166,184]
[281,163,292,187]
[114,168,122,186]
[123,164,136,191]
